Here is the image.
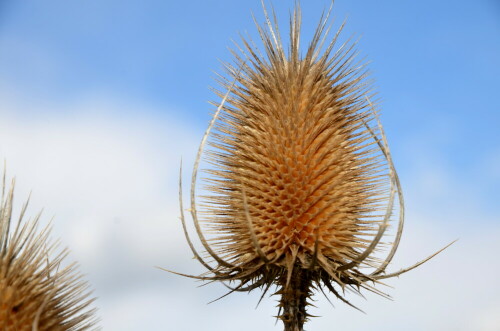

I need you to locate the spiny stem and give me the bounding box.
[278,266,312,331]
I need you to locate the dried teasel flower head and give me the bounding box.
[0,174,99,330]
[171,2,453,330]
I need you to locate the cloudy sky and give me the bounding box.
[0,0,499,330]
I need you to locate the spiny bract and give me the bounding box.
[0,177,99,330]
[173,3,450,330]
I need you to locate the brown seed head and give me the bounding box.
[0,177,99,330]
[204,20,386,271]
[173,2,453,325]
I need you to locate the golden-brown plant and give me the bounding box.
[0,174,99,330]
[171,3,452,330]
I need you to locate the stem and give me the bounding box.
[278,266,312,331]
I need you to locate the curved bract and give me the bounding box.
[172,3,452,330]
[0,176,99,331]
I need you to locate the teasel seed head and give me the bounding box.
[0,174,99,330]
[171,2,453,330]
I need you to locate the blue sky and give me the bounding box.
[0,0,499,330]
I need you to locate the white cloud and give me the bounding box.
[0,96,201,316]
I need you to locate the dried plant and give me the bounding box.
[170,2,452,330]
[0,174,99,330]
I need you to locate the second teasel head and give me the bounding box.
[174,3,451,330]
[0,176,99,330]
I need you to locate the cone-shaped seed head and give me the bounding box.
[0,178,99,330]
[201,6,389,275]
[175,4,452,328]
